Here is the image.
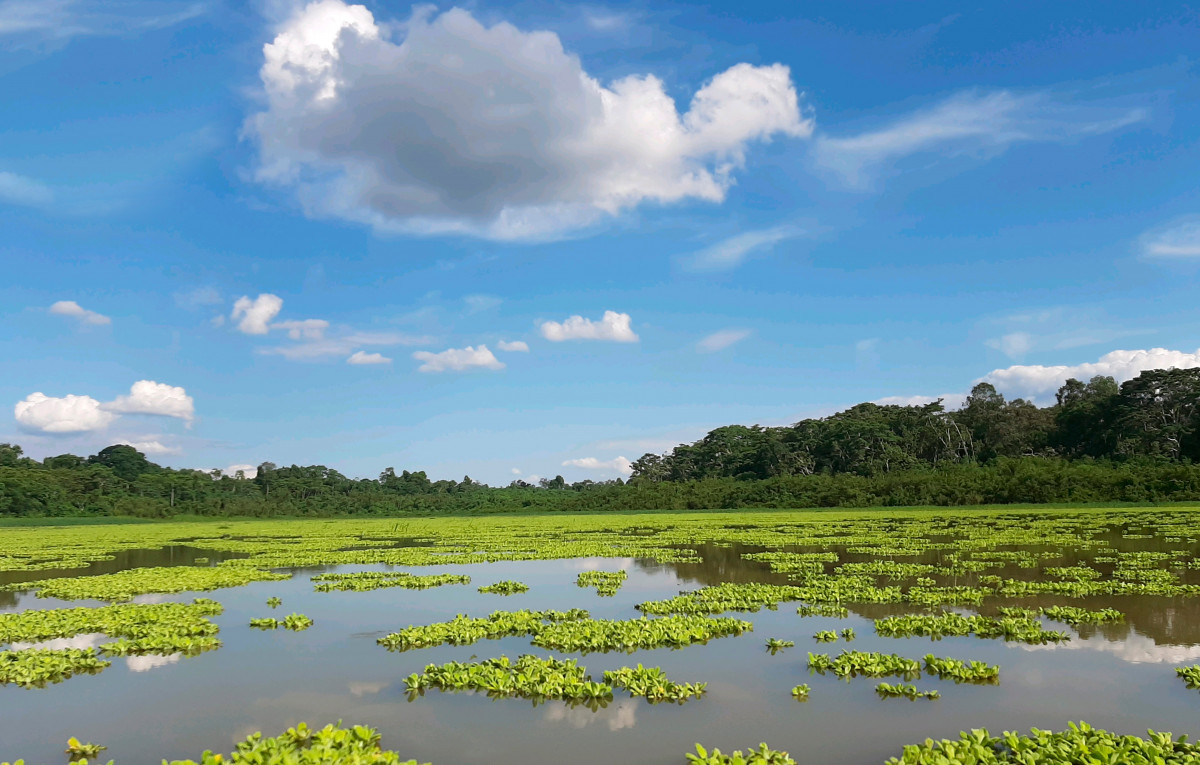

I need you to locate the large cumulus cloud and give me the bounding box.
[246,1,811,239]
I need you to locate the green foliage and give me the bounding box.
[312,572,471,592]
[405,655,612,702]
[686,743,795,765]
[477,580,529,595]
[922,655,999,684]
[807,650,921,679]
[884,722,1200,764]
[1176,665,1200,689]
[250,613,313,631]
[0,648,111,688]
[377,609,590,651]
[1040,605,1124,625]
[876,682,939,700]
[6,567,288,601]
[874,613,1071,644]
[790,684,809,700]
[765,638,794,652]
[267,597,282,608]
[66,737,107,759]
[165,722,426,765]
[813,630,838,642]
[603,664,707,702]
[576,570,627,596]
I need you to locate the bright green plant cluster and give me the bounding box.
[923,655,1000,684]
[65,737,108,760]
[377,609,590,651]
[267,597,283,608]
[796,604,848,618]
[808,650,921,679]
[765,638,794,652]
[576,570,628,596]
[164,722,427,765]
[874,613,1070,644]
[250,613,313,631]
[312,571,471,592]
[813,630,838,642]
[790,684,810,700]
[405,655,612,702]
[603,664,707,702]
[1040,605,1124,625]
[531,614,754,653]
[876,682,939,700]
[883,722,1200,764]
[685,743,795,765]
[477,580,529,595]
[841,628,856,641]
[1176,665,1200,689]
[0,648,111,688]
[4,566,288,601]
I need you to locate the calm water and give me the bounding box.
[4,540,1200,764]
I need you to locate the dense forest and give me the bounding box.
[2,367,1199,517]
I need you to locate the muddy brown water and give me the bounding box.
[3,538,1200,764]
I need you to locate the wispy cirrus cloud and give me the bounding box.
[1140,215,1200,258]
[262,331,430,362]
[0,0,206,47]
[682,225,803,272]
[697,329,751,353]
[50,300,110,326]
[0,170,53,207]
[813,89,1147,188]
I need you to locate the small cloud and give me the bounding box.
[983,346,1200,401]
[683,226,802,272]
[463,295,502,313]
[697,329,751,353]
[1140,215,1200,258]
[231,294,283,335]
[540,311,638,342]
[263,331,430,361]
[511,468,522,475]
[49,300,110,326]
[413,344,504,373]
[0,170,53,207]
[562,456,633,475]
[873,393,967,410]
[14,392,116,433]
[271,319,329,340]
[497,340,529,352]
[115,439,181,456]
[225,463,258,479]
[347,350,391,365]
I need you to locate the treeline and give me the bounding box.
[0,367,1197,518]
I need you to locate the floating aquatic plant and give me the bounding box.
[405,655,612,702]
[813,630,838,643]
[576,571,628,596]
[923,655,999,684]
[808,650,921,679]
[791,684,810,700]
[65,738,106,760]
[1176,665,1200,689]
[477,581,529,595]
[603,664,707,702]
[266,597,282,608]
[686,743,795,765]
[0,648,111,688]
[312,571,470,593]
[876,682,939,700]
[765,638,794,652]
[165,722,427,765]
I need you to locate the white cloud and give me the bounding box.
[226,464,258,479]
[115,439,181,456]
[49,300,110,325]
[347,350,390,364]
[246,2,810,240]
[104,380,195,423]
[496,340,529,352]
[562,455,633,475]
[987,331,1034,359]
[413,344,505,372]
[0,170,53,206]
[0,0,205,45]
[813,90,1146,188]
[1140,215,1200,257]
[511,467,522,475]
[231,293,284,335]
[540,310,638,342]
[983,347,1200,400]
[697,329,751,353]
[262,331,429,361]
[271,318,329,339]
[684,226,802,271]
[14,392,116,433]
[873,393,968,410]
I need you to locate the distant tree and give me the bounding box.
[87,445,156,482]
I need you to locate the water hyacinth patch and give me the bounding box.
[165,722,427,765]
[791,684,810,700]
[813,630,838,643]
[576,571,628,596]
[686,743,795,765]
[3,567,288,602]
[765,638,794,653]
[531,614,754,653]
[923,655,1000,684]
[874,613,1070,644]
[876,682,939,700]
[1176,665,1200,689]
[266,597,282,608]
[405,655,612,703]
[477,581,529,595]
[808,651,922,679]
[312,572,471,592]
[603,664,707,703]
[377,609,590,651]
[0,648,111,688]
[249,614,313,631]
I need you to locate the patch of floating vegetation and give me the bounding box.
[808,651,922,680]
[378,609,590,651]
[266,597,282,608]
[312,571,471,592]
[603,664,707,703]
[249,614,313,632]
[1039,605,1124,626]
[686,743,795,765]
[813,630,838,643]
[765,638,794,652]
[171,722,427,765]
[477,580,529,595]
[1176,665,1200,689]
[882,722,1200,764]
[576,570,627,596]
[405,655,612,703]
[922,655,1000,684]
[874,613,1071,644]
[797,604,848,618]
[0,599,222,687]
[3,567,288,602]
[876,682,939,700]
[791,684,810,700]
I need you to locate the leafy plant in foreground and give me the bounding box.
[1176,665,1200,689]
[876,682,939,700]
[603,664,707,703]
[164,722,427,765]
[477,581,529,595]
[686,743,795,765]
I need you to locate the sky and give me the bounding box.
[2,0,1199,485]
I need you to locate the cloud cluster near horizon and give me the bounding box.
[14,380,195,435]
[246,1,810,240]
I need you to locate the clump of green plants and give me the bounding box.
[531,614,754,653]
[405,655,612,703]
[808,650,921,679]
[874,613,1070,644]
[478,581,529,595]
[813,630,839,643]
[841,628,856,641]
[686,743,795,765]
[165,722,427,764]
[267,597,282,608]
[377,609,590,651]
[883,722,1200,764]
[797,604,849,618]
[923,655,1000,684]
[0,648,111,688]
[250,614,313,631]
[577,570,628,596]
[4,566,288,602]
[876,682,939,700]
[603,664,707,702]
[312,571,470,592]
[765,638,794,653]
[1176,665,1200,689]
[65,737,107,760]
[1040,606,1124,626]
[790,684,810,700]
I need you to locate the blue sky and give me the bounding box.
[2,0,1199,484]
